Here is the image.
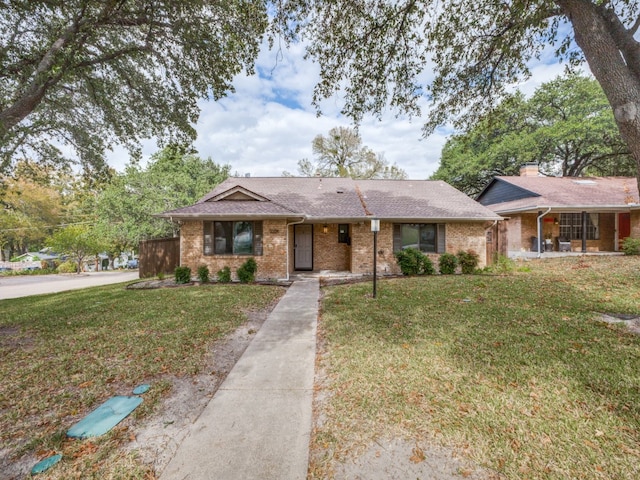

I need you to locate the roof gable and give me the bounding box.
[202,185,269,203]
[477,178,540,206]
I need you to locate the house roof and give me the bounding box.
[160,177,501,222]
[477,176,640,214]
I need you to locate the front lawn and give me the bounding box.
[311,256,640,479]
[0,282,284,479]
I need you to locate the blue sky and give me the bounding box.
[108,39,570,180]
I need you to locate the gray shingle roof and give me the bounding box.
[481,176,640,213]
[160,177,501,221]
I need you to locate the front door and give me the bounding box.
[294,224,313,270]
[619,213,631,250]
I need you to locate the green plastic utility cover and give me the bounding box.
[133,384,150,395]
[67,396,143,439]
[31,454,62,474]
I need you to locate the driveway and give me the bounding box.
[0,271,140,300]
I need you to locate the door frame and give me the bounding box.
[294,224,313,271]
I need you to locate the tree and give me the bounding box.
[0,1,267,175]
[284,127,407,179]
[92,145,230,255]
[0,169,65,260]
[47,225,102,273]
[431,74,634,196]
[273,1,640,189]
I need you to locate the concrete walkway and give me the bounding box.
[160,278,319,480]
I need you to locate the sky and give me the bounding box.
[108,40,569,180]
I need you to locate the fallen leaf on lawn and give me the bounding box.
[410,446,425,463]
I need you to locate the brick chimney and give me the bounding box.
[519,163,540,177]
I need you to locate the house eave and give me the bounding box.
[492,204,638,215]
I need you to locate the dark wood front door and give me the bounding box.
[294,224,313,270]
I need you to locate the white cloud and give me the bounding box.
[107,38,565,180]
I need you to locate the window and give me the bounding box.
[203,221,263,255]
[559,213,599,240]
[393,223,445,253]
[338,224,350,244]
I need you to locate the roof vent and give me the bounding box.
[336,188,344,194]
[572,180,597,185]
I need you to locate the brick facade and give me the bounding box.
[180,219,491,279]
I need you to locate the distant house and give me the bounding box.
[159,177,502,280]
[477,163,640,255]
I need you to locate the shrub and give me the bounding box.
[395,248,435,275]
[457,250,479,274]
[174,266,192,284]
[217,266,232,283]
[486,254,516,274]
[438,253,458,274]
[57,260,78,273]
[237,258,258,283]
[622,237,640,255]
[197,265,210,283]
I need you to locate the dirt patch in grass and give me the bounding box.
[127,308,268,475]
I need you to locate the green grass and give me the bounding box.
[311,256,640,479]
[0,282,284,479]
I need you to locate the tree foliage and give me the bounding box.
[431,74,634,196]
[92,145,230,251]
[273,1,640,184]
[47,224,102,273]
[0,0,267,175]
[285,126,407,179]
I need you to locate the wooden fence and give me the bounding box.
[139,237,180,278]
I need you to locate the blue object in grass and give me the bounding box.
[132,384,150,395]
[67,396,143,439]
[31,454,62,474]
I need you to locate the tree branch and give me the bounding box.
[629,14,640,36]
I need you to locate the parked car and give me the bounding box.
[127,259,139,269]
[0,267,12,273]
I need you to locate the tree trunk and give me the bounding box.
[557,0,640,198]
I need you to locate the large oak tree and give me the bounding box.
[431,74,634,196]
[0,0,267,174]
[274,1,640,189]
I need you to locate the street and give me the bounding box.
[0,271,140,300]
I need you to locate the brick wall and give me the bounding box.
[180,220,288,280]
[632,211,640,238]
[313,224,350,271]
[446,223,488,267]
[181,219,491,278]
[350,221,490,274]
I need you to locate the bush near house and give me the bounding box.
[438,252,458,274]
[237,258,258,283]
[622,237,640,255]
[197,265,210,283]
[174,266,192,284]
[217,266,231,283]
[395,248,435,275]
[457,250,479,274]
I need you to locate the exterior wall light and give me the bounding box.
[323,224,328,234]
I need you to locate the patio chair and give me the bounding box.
[557,237,571,252]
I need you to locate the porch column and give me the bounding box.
[581,211,587,253]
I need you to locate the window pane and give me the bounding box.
[233,221,253,254]
[203,221,214,255]
[419,224,436,252]
[214,222,233,254]
[401,224,420,250]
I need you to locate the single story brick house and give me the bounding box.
[159,177,502,280]
[476,164,640,255]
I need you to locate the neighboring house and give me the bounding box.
[159,177,501,280]
[477,163,640,255]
